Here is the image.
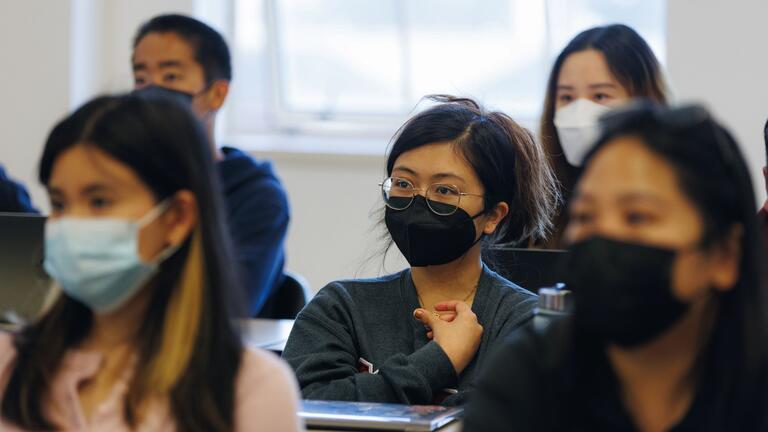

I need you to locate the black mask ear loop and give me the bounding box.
[467,200,494,247]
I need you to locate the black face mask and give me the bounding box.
[385,195,483,267]
[132,85,195,106]
[567,236,691,348]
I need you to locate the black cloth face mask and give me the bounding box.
[567,236,691,348]
[385,195,484,267]
[132,85,195,106]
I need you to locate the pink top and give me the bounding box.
[0,332,304,431]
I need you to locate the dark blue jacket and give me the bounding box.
[0,165,37,213]
[218,147,289,315]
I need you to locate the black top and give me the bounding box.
[463,317,768,432]
[282,264,537,406]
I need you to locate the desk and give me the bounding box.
[240,318,294,353]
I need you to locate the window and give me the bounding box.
[224,0,666,153]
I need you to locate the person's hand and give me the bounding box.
[413,300,483,374]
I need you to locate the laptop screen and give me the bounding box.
[0,213,52,322]
[485,247,568,294]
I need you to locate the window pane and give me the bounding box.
[275,0,405,115]
[407,0,548,117]
[231,0,271,131]
[226,0,667,150]
[547,0,666,62]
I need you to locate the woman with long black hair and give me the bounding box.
[0,92,301,431]
[465,102,768,431]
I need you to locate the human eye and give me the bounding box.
[569,209,594,225]
[163,72,182,83]
[49,198,66,215]
[594,92,612,103]
[89,195,113,211]
[434,185,459,196]
[393,178,413,189]
[625,210,656,226]
[557,93,574,104]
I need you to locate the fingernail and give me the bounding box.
[414,310,422,319]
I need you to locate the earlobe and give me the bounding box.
[164,190,198,248]
[710,224,743,292]
[483,221,498,235]
[483,202,509,235]
[208,81,229,111]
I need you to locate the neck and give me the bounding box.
[80,286,152,352]
[607,297,715,431]
[411,244,483,299]
[204,116,223,161]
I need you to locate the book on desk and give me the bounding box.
[299,399,463,431]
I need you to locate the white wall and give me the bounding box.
[0,2,72,210]
[666,0,768,205]
[258,151,406,291]
[1,1,766,292]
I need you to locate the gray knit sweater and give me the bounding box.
[281,265,537,406]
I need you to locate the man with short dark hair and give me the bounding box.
[132,14,289,316]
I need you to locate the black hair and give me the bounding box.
[385,95,560,246]
[540,24,668,247]
[581,101,768,429]
[763,116,768,166]
[133,14,232,84]
[2,92,244,431]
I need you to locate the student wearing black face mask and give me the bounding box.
[131,14,290,317]
[464,102,768,431]
[281,95,560,405]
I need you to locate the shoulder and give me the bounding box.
[237,347,298,390]
[220,147,280,185]
[0,332,18,394]
[464,322,569,432]
[482,267,538,308]
[219,147,288,207]
[297,270,408,322]
[0,332,17,367]
[235,348,302,431]
[481,318,573,398]
[311,272,404,301]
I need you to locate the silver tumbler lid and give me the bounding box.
[536,283,571,313]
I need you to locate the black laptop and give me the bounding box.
[299,400,463,431]
[0,213,52,322]
[486,247,568,294]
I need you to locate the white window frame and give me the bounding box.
[200,0,666,155]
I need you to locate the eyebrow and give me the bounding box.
[589,83,618,90]
[556,82,617,91]
[158,60,184,68]
[392,166,417,176]
[392,166,466,183]
[431,172,466,183]
[616,192,666,206]
[132,60,184,72]
[571,191,667,206]
[48,184,114,197]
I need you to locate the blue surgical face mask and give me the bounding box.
[44,200,177,314]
